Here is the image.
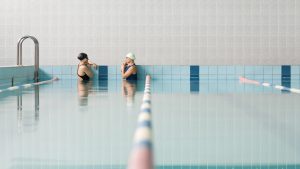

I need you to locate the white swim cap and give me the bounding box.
[126,52,136,61]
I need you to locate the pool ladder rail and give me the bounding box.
[17,35,39,82]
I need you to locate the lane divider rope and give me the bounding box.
[239,76,300,94]
[128,75,153,169]
[0,77,59,93]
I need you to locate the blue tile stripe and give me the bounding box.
[3,65,300,81]
[282,65,291,76]
[190,65,199,80]
[99,66,108,80]
[190,65,199,92]
[281,65,291,91]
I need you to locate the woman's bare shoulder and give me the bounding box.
[79,64,88,69]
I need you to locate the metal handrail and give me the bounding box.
[17,36,39,82]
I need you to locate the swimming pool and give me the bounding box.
[0,79,299,169]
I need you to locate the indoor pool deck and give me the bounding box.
[0,78,299,169]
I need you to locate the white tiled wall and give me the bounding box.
[0,0,299,66]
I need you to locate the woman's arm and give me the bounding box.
[82,66,94,78]
[121,66,136,79]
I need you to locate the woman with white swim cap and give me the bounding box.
[121,52,138,80]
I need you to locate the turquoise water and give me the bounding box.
[0,79,299,169]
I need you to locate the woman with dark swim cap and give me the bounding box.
[77,53,97,81]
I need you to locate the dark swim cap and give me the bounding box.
[77,53,88,60]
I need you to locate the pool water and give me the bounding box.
[0,79,299,169]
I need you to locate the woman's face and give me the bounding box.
[125,57,133,64]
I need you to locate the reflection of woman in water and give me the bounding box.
[122,80,137,107]
[77,80,93,107]
[77,53,97,81]
[121,53,137,80]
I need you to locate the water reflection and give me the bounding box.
[98,80,108,92]
[77,80,93,107]
[281,79,291,93]
[17,85,40,133]
[122,80,137,107]
[77,80,109,108]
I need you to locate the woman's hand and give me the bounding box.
[121,62,126,72]
[91,63,97,69]
[88,60,98,69]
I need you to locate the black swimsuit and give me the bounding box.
[124,64,137,80]
[77,64,90,81]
